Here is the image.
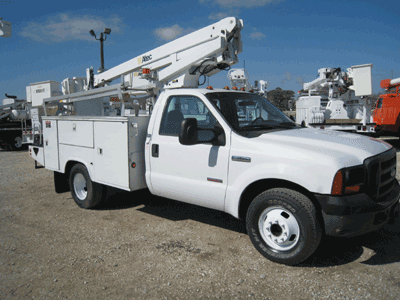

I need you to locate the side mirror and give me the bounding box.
[212,124,226,146]
[179,118,198,145]
[179,118,226,146]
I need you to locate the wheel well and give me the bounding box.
[238,179,322,221]
[64,161,84,182]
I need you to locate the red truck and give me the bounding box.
[373,77,400,136]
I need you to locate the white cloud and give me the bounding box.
[200,0,284,8]
[154,24,184,41]
[208,12,229,20]
[19,14,124,43]
[250,31,266,40]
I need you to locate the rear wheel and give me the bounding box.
[69,164,104,209]
[246,188,322,265]
[9,136,23,150]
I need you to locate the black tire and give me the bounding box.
[69,164,104,209]
[246,188,322,265]
[9,136,23,151]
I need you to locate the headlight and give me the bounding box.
[331,165,365,196]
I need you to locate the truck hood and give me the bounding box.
[254,128,391,167]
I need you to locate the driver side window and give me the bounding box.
[159,95,219,136]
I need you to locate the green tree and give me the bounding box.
[267,87,295,111]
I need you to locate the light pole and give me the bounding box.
[89,28,111,73]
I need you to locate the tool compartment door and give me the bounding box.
[93,120,129,190]
[43,119,59,171]
[58,120,94,148]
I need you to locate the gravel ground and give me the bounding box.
[1,137,400,300]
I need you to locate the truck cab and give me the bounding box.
[373,79,400,136]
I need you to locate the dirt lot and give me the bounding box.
[1,138,400,300]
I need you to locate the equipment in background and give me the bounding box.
[373,77,400,137]
[227,68,268,96]
[296,64,375,134]
[0,94,32,150]
[0,18,12,38]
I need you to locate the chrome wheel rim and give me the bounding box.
[73,173,87,201]
[258,206,300,251]
[14,136,22,148]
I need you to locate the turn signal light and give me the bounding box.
[232,87,238,90]
[345,185,361,193]
[142,68,150,74]
[206,86,213,90]
[223,86,230,90]
[331,170,343,195]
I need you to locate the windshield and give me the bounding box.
[377,98,383,109]
[205,92,298,134]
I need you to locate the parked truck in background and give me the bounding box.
[28,17,399,265]
[296,65,376,134]
[0,94,33,150]
[373,77,400,137]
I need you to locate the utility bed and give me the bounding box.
[30,115,149,191]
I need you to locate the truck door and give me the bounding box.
[148,95,230,211]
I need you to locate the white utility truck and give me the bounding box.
[296,64,376,134]
[29,17,399,265]
[0,94,33,150]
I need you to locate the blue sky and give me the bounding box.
[1,0,399,100]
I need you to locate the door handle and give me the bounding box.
[152,144,159,158]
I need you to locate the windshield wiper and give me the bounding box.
[241,123,298,130]
[240,124,279,130]
[279,122,298,127]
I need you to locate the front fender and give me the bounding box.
[224,161,333,218]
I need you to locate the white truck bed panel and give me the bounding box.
[128,117,150,191]
[41,115,150,191]
[59,144,95,177]
[94,121,130,190]
[58,120,94,148]
[43,119,59,171]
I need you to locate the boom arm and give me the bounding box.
[90,17,243,91]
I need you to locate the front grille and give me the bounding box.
[364,147,397,201]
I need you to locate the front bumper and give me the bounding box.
[314,182,400,237]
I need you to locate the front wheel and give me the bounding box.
[69,164,104,209]
[246,188,322,265]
